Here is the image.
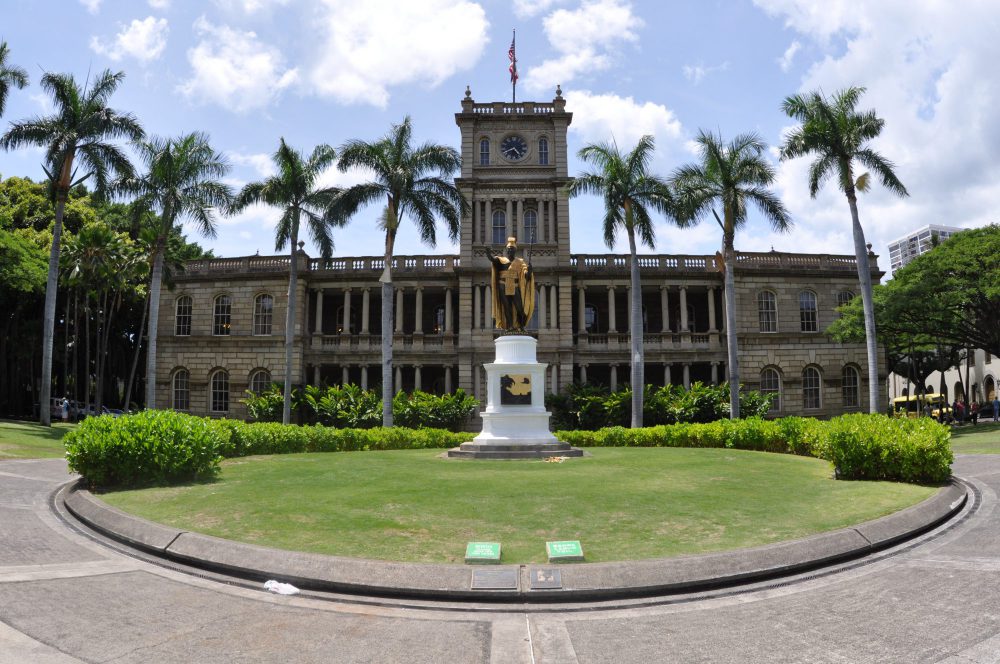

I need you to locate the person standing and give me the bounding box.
[971,401,979,426]
[61,397,69,423]
[992,395,999,422]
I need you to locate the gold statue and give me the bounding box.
[489,237,536,331]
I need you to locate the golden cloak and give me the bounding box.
[491,256,536,330]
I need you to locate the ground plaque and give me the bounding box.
[465,541,501,564]
[529,568,563,590]
[546,540,585,562]
[470,568,518,590]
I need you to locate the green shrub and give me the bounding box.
[820,414,953,483]
[392,389,478,430]
[65,410,224,488]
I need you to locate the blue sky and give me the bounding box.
[2,0,998,267]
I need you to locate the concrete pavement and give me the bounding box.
[2,455,1000,662]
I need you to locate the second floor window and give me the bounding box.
[253,294,273,336]
[800,291,818,332]
[213,295,232,336]
[523,209,537,243]
[757,291,776,332]
[175,296,192,336]
[492,210,506,244]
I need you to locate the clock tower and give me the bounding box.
[454,86,576,399]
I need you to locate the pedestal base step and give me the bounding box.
[447,441,585,460]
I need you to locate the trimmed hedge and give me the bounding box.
[65,411,952,489]
[558,413,952,484]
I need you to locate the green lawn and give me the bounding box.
[101,448,937,564]
[0,419,73,459]
[949,421,1000,454]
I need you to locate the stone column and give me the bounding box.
[414,365,422,392]
[514,198,522,239]
[546,199,554,243]
[610,365,618,391]
[580,364,588,383]
[484,285,493,329]
[342,288,351,334]
[474,365,481,401]
[395,288,405,333]
[445,366,452,393]
[315,288,324,334]
[683,363,691,389]
[444,288,452,333]
[608,286,617,333]
[313,365,320,385]
[664,364,672,386]
[577,286,587,332]
[415,287,423,334]
[473,285,481,329]
[708,287,717,332]
[361,366,368,390]
[342,366,349,385]
[680,286,689,332]
[395,366,403,392]
[538,284,547,330]
[361,288,370,334]
[549,285,558,329]
[472,196,479,243]
[505,199,513,239]
[711,361,719,385]
[660,285,670,332]
[550,364,558,394]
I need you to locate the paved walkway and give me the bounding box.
[2,455,1000,663]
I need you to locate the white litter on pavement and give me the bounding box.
[264,580,300,595]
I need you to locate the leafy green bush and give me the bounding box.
[546,382,773,430]
[393,389,478,430]
[65,410,224,488]
[556,414,952,484]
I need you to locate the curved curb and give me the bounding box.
[60,479,968,603]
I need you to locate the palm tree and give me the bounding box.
[118,133,232,410]
[335,117,466,427]
[231,139,343,424]
[780,86,908,413]
[672,130,792,418]
[1,70,142,425]
[0,41,29,118]
[568,136,679,428]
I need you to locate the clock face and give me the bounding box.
[501,135,528,161]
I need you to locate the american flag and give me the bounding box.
[508,34,518,84]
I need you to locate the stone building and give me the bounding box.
[154,89,886,420]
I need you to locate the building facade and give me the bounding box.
[887,224,962,273]
[154,90,886,420]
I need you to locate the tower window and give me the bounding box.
[538,138,549,165]
[479,138,490,166]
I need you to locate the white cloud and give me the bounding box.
[178,17,298,112]
[90,17,169,63]
[214,0,290,13]
[751,0,1000,260]
[79,0,101,13]
[682,61,729,84]
[230,152,277,178]
[564,90,682,148]
[777,40,801,72]
[148,0,170,8]
[513,0,569,18]
[307,0,488,107]
[524,0,643,92]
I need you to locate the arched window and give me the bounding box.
[253,294,273,336]
[492,210,506,245]
[799,291,818,332]
[210,369,230,413]
[803,366,822,409]
[175,296,192,336]
[172,369,190,411]
[249,369,271,395]
[523,209,537,243]
[836,290,855,307]
[757,291,777,332]
[538,138,549,165]
[479,138,490,166]
[842,365,860,408]
[760,367,781,412]
[213,295,232,336]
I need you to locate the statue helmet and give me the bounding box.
[505,236,517,249]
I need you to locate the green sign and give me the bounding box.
[546,540,584,562]
[465,541,502,564]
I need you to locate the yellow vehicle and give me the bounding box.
[891,393,952,420]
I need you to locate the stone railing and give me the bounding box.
[184,255,293,274]
[470,102,556,115]
[570,255,715,272]
[735,252,878,272]
[577,331,722,349]
[309,255,460,273]
[310,333,456,351]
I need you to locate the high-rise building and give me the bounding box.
[887,224,962,273]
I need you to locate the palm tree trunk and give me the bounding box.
[846,189,880,413]
[627,225,643,428]
[38,192,67,425]
[63,291,71,399]
[724,239,740,418]
[123,291,149,411]
[83,298,91,416]
[381,228,396,427]
[95,290,107,411]
[144,234,167,410]
[283,227,299,425]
